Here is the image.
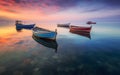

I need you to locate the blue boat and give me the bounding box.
[16,26,34,32]
[32,27,57,40]
[15,20,35,29]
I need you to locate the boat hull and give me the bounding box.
[70,25,92,33]
[33,32,57,40]
[16,24,35,29]
[33,27,57,40]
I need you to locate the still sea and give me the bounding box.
[0,22,120,75]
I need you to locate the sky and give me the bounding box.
[0,0,120,23]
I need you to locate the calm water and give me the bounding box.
[0,22,120,75]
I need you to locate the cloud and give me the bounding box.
[0,0,120,14]
[103,0,120,7]
[0,0,120,22]
[0,0,93,13]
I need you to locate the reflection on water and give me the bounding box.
[0,22,120,75]
[70,31,91,39]
[32,35,58,53]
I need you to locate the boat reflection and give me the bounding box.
[32,35,58,53]
[70,31,91,39]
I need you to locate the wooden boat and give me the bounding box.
[70,25,92,33]
[16,24,35,28]
[32,35,58,52]
[15,20,35,28]
[70,31,91,39]
[86,21,96,24]
[16,26,34,32]
[32,27,57,40]
[57,23,70,27]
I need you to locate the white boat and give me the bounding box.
[32,27,57,40]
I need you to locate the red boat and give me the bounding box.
[70,25,92,33]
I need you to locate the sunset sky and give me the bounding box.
[0,0,120,23]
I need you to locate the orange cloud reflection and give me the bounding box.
[0,26,36,52]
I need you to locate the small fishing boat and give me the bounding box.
[32,35,58,52]
[32,27,57,40]
[16,26,34,32]
[15,20,35,29]
[86,21,96,24]
[70,31,91,39]
[70,25,92,33]
[57,23,70,27]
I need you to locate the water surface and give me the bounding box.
[0,22,120,75]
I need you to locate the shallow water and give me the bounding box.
[0,22,120,75]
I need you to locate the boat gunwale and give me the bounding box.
[33,27,56,32]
